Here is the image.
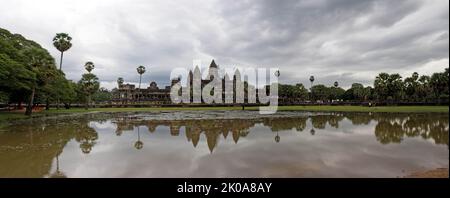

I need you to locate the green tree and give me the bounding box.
[293,83,309,101]
[0,28,53,108]
[93,87,112,102]
[417,75,432,102]
[351,83,365,101]
[388,74,404,101]
[310,84,330,102]
[61,80,77,108]
[36,69,70,110]
[78,73,99,109]
[430,68,449,103]
[329,86,345,101]
[22,47,58,115]
[374,73,404,102]
[404,72,420,102]
[0,54,34,99]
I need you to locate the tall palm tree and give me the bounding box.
[117,77,124,87]
[84,61,95,73]
[117,77,124,104]
[333,81,340,102]
[136,65,146,102]
[81,62,97,109]
[309,75,315,102]
[52,33,72,71]
[309,75,315,88]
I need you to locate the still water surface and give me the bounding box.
[0,111,448,178]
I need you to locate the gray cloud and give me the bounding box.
[0,0,448,90]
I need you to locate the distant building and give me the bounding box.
[112,80,171,104]
[112,60,264,104]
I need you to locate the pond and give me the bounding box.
[0,111,448,178]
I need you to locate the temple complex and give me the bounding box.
[111,60,249,104]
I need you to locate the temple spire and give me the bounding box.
[210,59,218,68]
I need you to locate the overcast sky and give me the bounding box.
[1,0,448,90]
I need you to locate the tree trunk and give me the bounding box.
[85,94,91,110]
[55,52,63,110]
[46,98,50,110]
[138,74,142,103]
[25,87,35,116]
[59,51,64,70]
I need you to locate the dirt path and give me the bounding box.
[405,168,448,178]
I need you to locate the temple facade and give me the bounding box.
[112,80,172,104]
[112,60,251,104]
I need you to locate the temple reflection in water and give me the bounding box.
[112,112,448,152]
[0,112,448,177]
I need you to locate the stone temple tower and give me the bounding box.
[207,59,219,81]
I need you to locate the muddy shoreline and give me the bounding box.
[406,168,449,178]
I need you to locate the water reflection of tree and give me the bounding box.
[0,113,109,177]
[114,116,139,136]
[262,117,307,132]
[345,113,373,125]
[308,114,345,135]
[74,116,99,154]
[0,118,74,177]
[134,126,143,150]
[373,113,449,146]
[49,154,66,178]
[375,121,404,144]
[49,130,67,178]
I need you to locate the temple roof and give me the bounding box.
[209,59,218,68]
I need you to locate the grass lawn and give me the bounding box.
[0,105,448,122]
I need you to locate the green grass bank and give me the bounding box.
[0,105,448,122]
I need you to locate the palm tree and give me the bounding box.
[117,77,124,87]
[309,75,315,102]
[80,63,99,110]
[84,61,95,73]
[275,70,280,77]
[117,77,124,104]
[309,75,315,88]
[52,33,72,71]
[136,65,146,102]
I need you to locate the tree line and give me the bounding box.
[278,69,448,104]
